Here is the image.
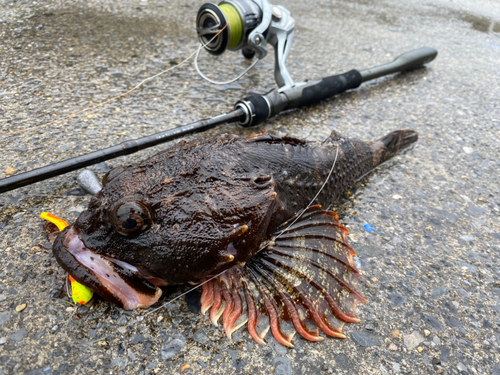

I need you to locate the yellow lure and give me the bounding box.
[69,275,94,305]
[40,212,69,231]
[40,212,94,305]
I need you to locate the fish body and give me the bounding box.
[53,130,417,343]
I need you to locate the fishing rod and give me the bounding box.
[0,0,437,194]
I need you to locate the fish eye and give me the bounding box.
[112,201,152,236]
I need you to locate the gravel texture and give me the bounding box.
[1,0,500,374]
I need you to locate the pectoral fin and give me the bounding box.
[200,206,367,347]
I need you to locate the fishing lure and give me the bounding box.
[41,212,94,305]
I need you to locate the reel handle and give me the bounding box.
[236,47,438,127]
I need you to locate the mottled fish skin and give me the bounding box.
[52,129,417,333]
[62,131,413,285]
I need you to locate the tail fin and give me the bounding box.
[371,130,418,166]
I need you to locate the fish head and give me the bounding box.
[52,158,275,309]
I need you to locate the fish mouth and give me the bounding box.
[53,226,163,310]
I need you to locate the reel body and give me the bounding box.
[196,0,296,90]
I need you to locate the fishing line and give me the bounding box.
[143,269,230,317]
[219,3,243,50]
[194,47,259,85]
[194,1,260,85]
[65,274,71,300]
[83,269,230,346]
[0,25,227,138]
[264,142,341,249]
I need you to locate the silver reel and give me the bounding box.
[196,0,296,91]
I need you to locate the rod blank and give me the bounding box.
[0,109,245,194]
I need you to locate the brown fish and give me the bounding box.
[52,129,417,346]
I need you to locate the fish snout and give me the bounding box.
[53,226,162,310]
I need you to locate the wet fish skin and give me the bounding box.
[52,129,417,307]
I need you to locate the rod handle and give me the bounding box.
[294,70,363,108]
[236,47,438,127]
[359,47,438,82]
[236,70,363,127]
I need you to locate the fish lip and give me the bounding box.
[53,226,162,310]
[105,256,169,287]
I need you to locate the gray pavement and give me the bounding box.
[1,0,500,374]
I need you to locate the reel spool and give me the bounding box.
[196,1,262,57]
[196,0,296,90]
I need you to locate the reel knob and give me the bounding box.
[242,47,255,59]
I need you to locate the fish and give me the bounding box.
[52,129,417,347]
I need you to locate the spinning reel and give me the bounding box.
[196,0,296,90]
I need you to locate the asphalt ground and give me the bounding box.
[1,0,499,374]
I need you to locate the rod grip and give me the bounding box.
[236,69,363,127]
[297,69,363,108]
[359,47,438,82]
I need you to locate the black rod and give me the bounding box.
[0,108,245,194]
